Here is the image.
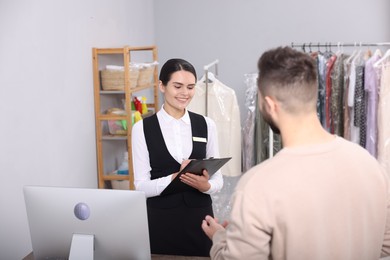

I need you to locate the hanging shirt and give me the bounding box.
[330,53,348,136]
[131,106,223,197]
[347,60,361,144]
[325,54,338,132]
[354,65,366,147]
[187,76,242,176]
[364,52,381,158]
[343,59,352,140]
[377,63,390,177]
[317,54,327,127]
[242,74,258,172]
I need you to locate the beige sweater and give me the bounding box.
[211,136,390,260]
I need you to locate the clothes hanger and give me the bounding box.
[324,42,329,55]
[329,42,333,54]
[302,43,306,53]
[199,71,216,83]
[323,42,334,57]
[335,42,343,56]
[345,42,359,64]
[374,48,382,57]
[364,45,372,60]
[317,42,323,55]
[206,72,216,83]
[373,48,390,68]
[351,42,364,65]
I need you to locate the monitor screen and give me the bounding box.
[23,186,151,260]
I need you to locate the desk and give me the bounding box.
[23,252,210,260]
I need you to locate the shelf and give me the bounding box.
[98,110,154,121]
[99,115,126,120]
[96,45,157,54]
[100,84,156,95]
[100,90,125,94]
[101,135,128,140]
[92,45,159,190]
[102,174,129,181]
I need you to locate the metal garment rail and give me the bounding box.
[291,42,390,51]
[203,59,219,116]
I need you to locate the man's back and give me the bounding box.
[211,136,390,260]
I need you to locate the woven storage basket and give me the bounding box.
[101,67,139,91]
[137,64,156,88]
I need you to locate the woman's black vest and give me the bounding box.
[143,111,212,208]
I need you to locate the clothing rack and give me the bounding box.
[290,41,390,152]
[291,42,390,52]
[203,59,219,116]
[266,42,390,160]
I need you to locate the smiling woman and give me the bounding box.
[159,61,197,118]
[131,58,224,256]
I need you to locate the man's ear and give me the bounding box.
[264,96,277,115]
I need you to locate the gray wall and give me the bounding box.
[0,0,154,258]
[154,0,390,122]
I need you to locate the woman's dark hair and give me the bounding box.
[159,58,197,85]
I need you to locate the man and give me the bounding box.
[202,46,390,260]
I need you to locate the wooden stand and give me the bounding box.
[92,46,159,190]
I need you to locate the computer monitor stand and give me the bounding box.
[69,234,94,260]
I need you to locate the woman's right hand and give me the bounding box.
[171,159,192,180]
[180,159,192,171]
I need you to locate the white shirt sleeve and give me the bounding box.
[131,120,173,197]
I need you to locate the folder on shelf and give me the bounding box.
[160,157,231,196]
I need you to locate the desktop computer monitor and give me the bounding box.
[23,185,151,260]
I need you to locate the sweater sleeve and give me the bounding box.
[381,178,390,257]
[210,189,272,259]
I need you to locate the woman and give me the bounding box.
[131,58,223,256]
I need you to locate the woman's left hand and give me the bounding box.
[180,169,211,192]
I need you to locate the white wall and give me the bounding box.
[153,0,390,123]
[0,0,155,258]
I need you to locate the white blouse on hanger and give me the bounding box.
[187,74,242,177]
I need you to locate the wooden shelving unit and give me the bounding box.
[92,46,158,190]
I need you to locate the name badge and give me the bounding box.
[193,137,207,143]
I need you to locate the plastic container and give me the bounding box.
[117,152,129,175]
[133,96,142,114]
[110,152,130,190]
[133,111,142,123]
[106,108,127,135]
[141,96,148,114]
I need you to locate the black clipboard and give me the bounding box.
[160,157,232,196]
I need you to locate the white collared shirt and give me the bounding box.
[131,105,223,198]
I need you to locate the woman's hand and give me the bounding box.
[180,169,211,192]
[180,159,192,171]
[171,159,192,180]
